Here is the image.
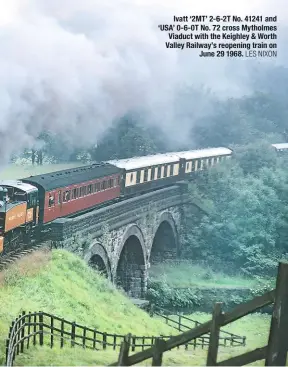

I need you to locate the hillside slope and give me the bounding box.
[0,249,174,365]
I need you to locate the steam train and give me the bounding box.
[0,143,286,254]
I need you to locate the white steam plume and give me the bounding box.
[0,0,286,163]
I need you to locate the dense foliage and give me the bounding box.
[182,143,288,277]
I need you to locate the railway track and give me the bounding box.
[0,242,47,271]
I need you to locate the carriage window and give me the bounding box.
[167,165,171,176]
[157,166,161,179]
[48,194,55,207]
[130,174,133,183]
[136,171,141,184]
[101,181,105,191]
[73,188,77,198]
[58,191,61,204]
[65,191,70,201]
[151,167,155,180]
[96,182,100,192]
[163,165,167,177]
[117,177,120,185]
[88,185,92,194]
[144,169,148,182]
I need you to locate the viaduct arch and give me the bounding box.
[84,242,111,279]
[150,211,179,264]
[114,224,147,298]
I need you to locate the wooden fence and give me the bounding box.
[6,261,288,366]
[151,305,246,347]
[5,306,242,366]
[111,261,288,366]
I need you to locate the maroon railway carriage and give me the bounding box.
[22,163,122,224]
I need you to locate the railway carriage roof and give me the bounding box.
[108,147,232,170]
[173,147,233,159]
[108,154,181,170]
[22,163,121,191]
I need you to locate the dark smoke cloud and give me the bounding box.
[0,0,285,164]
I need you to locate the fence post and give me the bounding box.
[33,314,36,346]
[71,322,76,347]
[117,333,131,366]
[16,317,20,356]
[60,319,64,348]
[50,316,54,348]
[5,339,9,366]
[6,321,15,364]
[152,337,166,366]
[207,302,223,366]
[103,332,107,349]
[93,329,96,350]
[82,327,87,348]
[39,312,44,346]
[265,261,288,366]
[27,312,31,349]
[20,311,26,353]
[131,336,136,352]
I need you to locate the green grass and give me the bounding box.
[0,162,86,180]
[149,263,259,288]
[0,249,174,365]
[0,250,272,366]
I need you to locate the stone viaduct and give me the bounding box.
[49,182,205,299]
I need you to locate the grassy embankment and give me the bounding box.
[0,250,271,366]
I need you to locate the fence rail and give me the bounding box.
[151,305,246,347]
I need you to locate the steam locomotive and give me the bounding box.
[0,143,286,254]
